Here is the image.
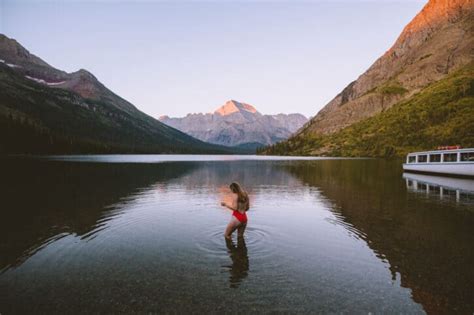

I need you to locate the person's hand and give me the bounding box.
[220,201,226,207]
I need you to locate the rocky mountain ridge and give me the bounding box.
[299,0,474,136]
[0,34,140,114]
[0,34,236,154]
[160,100,308,148]
[262,0,474,157]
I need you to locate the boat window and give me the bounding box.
[417,155,427,163]
[460,152,474,162]
[429,154,441,162]
[408,156,416,163]
[443,153,458,162]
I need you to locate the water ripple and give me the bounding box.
[195,223,279,261]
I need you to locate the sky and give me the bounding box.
[0,0,426,118]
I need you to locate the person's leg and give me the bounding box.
[225,217,241,239]
[237,222,247,238]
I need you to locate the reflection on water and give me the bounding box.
[225,237,249,288]
[0,158,198,270]
[403,172,474,204]
[0,156,473,314]
[284,160,474,314]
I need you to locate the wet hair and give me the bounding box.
[230,182,249,211]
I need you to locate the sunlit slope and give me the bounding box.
[261,63,474,157]
[262,0,474,157]
[299,0,474,136]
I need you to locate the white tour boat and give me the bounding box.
[403,146,474,177]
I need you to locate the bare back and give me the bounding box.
[234,192,249,212]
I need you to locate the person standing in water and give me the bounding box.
[221,182,249,239]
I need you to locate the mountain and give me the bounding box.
[263,0,474,157]
[159,100,308,149]
[0,34,237,154]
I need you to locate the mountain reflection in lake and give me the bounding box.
[1,156,473,314]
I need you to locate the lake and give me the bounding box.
[1,155,473,314]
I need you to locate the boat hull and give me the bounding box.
[403,163,474,176]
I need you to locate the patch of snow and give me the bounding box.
[25,75,65,86]
[0,59,22,68]
[47,80,66,86]
[26,75,46,84]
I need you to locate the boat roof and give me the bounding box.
[407,148,474,156]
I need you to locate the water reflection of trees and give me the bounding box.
[283,159,474,314]
[5,157,473,313]
[1,159,304,272]
[0,159,198,271]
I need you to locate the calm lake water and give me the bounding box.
[1,155,473,314]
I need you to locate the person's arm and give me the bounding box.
[221,195,238,211]
[221,202,236,211]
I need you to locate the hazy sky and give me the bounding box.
[0,0,426,118]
